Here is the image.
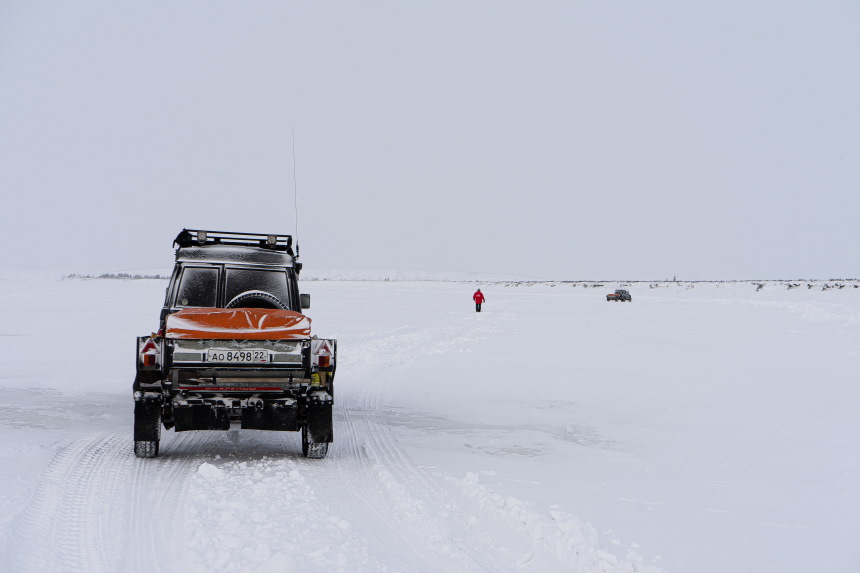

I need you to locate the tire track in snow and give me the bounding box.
[122,430,223,573]
[346,365,544,571]
[304,319,489,571]
[316,401,435,572]
[6,430,258,573]
[301,313,559,572]
[320,303,663,573]
[8,434,132,573]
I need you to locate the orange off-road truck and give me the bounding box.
[133,230,336,459]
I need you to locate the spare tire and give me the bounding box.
[225,290,286,310]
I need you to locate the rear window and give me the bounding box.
[225,269,291,308]
[175,267,219,307]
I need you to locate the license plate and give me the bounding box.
[206,349,270,363]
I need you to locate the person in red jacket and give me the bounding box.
[473,289,485,312]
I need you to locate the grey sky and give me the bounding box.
[2,1,858,280]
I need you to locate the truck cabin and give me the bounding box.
[160,230,308,327]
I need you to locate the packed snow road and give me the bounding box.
[0,273,858,572]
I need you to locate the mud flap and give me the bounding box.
[306,391,333,443]
[134,393,162,442]
[173,404,231,431]
[242,400,298,431]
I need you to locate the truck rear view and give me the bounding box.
[133,229,336,458]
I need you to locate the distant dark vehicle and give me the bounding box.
[133,229,336,459]
[606,289,632,302]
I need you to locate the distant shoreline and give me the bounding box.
[61,273,859,290]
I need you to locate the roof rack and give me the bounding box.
[173,229,295,255]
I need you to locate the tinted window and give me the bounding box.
[225,269,291,308]
[175,267,219,307]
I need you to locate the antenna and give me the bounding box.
[292,126,300,258]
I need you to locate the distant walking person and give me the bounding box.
[473,289,485,312]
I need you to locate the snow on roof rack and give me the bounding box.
[173,229,295,255]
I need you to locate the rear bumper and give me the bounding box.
[135,345,334,436]
[173,396,299,431]
[168,391,332,438]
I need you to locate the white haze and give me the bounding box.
[1,1,859,279]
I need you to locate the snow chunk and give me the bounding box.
[197,462,225,480]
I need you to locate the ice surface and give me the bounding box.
[0,274,858,572]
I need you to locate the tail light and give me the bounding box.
[312,339,334,369]
[140,337,160,367]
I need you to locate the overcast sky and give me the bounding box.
[2,1,858,280]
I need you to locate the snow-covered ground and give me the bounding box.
[0,272,858,572]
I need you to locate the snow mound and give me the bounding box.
[456,472,666,573]
[184,458,381,573]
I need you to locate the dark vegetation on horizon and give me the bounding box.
[64,273,169,280]
[63,274,858,290]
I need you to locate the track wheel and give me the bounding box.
[134,440,159,458]
[302,425,329,459]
